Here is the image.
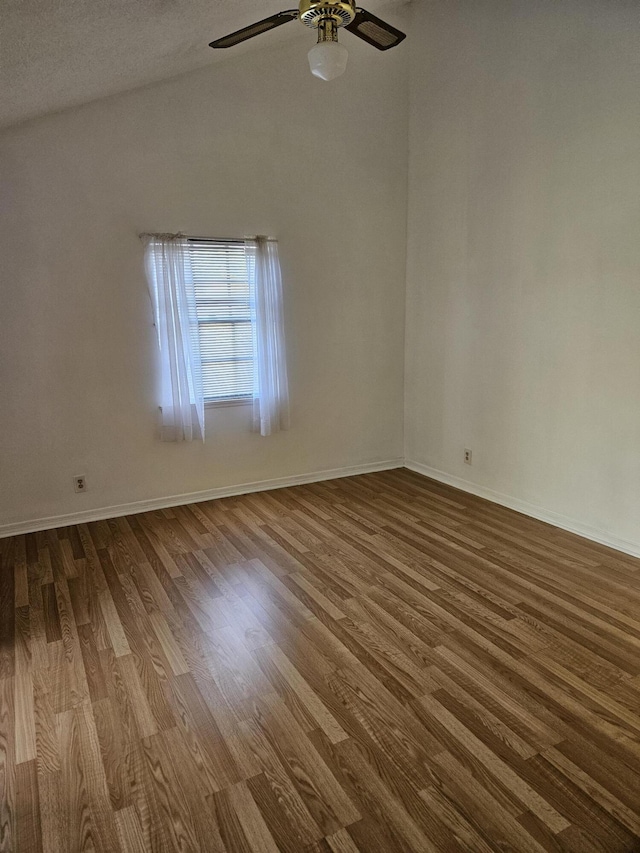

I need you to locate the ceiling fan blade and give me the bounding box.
[345,8,406,51]
[209,10,298,49]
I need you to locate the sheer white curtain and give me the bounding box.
[143,234,204,442]
[245,236,290,436]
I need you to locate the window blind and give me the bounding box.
[188,239,253,401]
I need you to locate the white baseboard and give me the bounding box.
[0,458,404,539]
[405,460,640,560]
[4,456,638,561]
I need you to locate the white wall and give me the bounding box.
[405,0,640,548]
[5,0,639,553]
[0,31,408,530]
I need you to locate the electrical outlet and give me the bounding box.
[464,449,472,465]
[73,476,87,493]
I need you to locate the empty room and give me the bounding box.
[1,0,640,850]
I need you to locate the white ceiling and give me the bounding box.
[0,0,407,129]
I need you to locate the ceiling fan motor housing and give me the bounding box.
[299,0,357,28]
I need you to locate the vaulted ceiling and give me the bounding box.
[0,0,407,128]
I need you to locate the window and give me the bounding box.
[144,232,288,439]
[188,238,253,403]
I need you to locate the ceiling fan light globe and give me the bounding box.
[308,41,349,81]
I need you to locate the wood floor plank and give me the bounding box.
[14,607,36,765]
[140,731,202,852]
[31,667,59,775]
[252,693,360,833]
[325,827,362,853]
[37,770,63,853]
[13,537,29,611]
[543,745,640,838]
[430,750,550,853]
[114,805,148,853]
[57,707,99,852]
[212,780,281,853]
[0,540,16,680]
[253,642,349,744]
[92,696,131,811]
[15,759,42,853]
[162,725,228,852]
[116,654,159,740]
[240,721,324,850]
[0,678,15,853]
[331,736,441,853]
[73,702,125,852]
[42,583,62,644]
[98,588,131,658]
[1,469,640,851]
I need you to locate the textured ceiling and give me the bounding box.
[0,0,407,129]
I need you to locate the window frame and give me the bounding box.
[187,236,255,407]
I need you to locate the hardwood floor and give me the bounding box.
[2,468,640,852]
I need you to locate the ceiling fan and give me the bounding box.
[209,1,406,81]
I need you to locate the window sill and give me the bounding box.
[205,397,252,409]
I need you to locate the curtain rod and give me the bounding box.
[139,233,276,243]
[188,236,277,244]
